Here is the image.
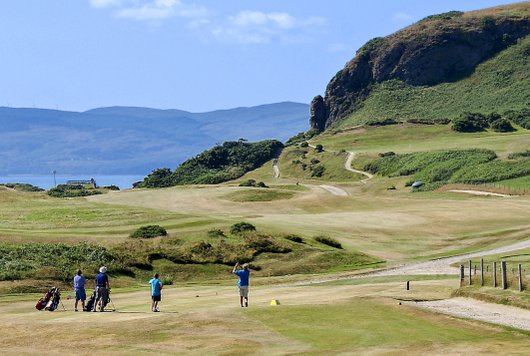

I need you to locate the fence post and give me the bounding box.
[501,261,507,290]
[480,259,484,286]
[519,264,523,292]
[406,281,410,290]
[469,260,472,286]
[493,261,497,288]
[474,265,477,275]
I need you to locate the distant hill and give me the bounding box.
[310,2,530,130]
[0,102,308,175]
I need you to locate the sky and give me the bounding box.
[0,0,518,112]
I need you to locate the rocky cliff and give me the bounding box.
[311,3,530,131]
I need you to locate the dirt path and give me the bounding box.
[447,189,511,197]
[319,184,348,196]
[407,297,530,331]
[345,151,373,182]
[272,159,280,179]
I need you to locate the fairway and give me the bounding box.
[1,278,529,355]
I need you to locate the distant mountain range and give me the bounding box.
[0,102,309,175]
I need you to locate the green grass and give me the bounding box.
[338,34,530,127]
[223,189,295,202]
[498,175,530,190]
[247,298,530,353]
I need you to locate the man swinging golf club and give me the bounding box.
[93,266,110,312]
[232,262,250,307]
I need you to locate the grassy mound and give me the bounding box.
[224,189,295,202]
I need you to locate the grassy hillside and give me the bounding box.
[338,33,530,127]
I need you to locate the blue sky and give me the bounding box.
[0,0,516,112]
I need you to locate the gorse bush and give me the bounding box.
[284,234,304,243]
[48,184,102,197]
[0,243,115,281]
[490,118,515,132]
[452,112,489,132]
[315,236,343,249]
[504,108,530,129]
[136,140,283,187]
[230,222,256,235]
[365,148,530,188]
[130,225,168,239]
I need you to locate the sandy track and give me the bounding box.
[272,159,280,179]
[408,298,530,331]
[345,151,373,182]
[447,189,511,197]
[319,184,348,196]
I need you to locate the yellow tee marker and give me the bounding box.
[270,299,280,306]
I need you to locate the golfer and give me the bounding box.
[93,266,110,312]
[232,262,250,307]
[149,273,163,312]
[73,269,86,312]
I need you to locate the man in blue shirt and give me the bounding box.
[149,273,163,312]
[73,269,86,312]
[93,266,110,312]
[232,262,250,307]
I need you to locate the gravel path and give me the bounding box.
[447,189,511,197]
[407,298,530,331]
[319,184,348,196]
[345,151,373,182]
[272,159,280,179]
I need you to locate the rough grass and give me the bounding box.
[223,189,295,202]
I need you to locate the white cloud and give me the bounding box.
[214,10,326,44]
[89,0,122,8]
[90,0,209,23]
[393,12,415,23]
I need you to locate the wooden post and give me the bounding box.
[501,261,507,290]
[480,259,484,286]
[469,260,472,285]
[474,265,477,275]
[493,261,497,288]
[406,281,410,290]
[519,264,523,292]
[460,265,464,286]
[486,265,489,273]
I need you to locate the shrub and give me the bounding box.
[490,118,515,132]
[284,234,304,243]
[315,236,343,249]
[378,151,395,157]
[256,181,268,188]
[47,184,103,198]
[504,109,530,129]
[314,144,324,152]
[311,165,326,177]
[160,275,173,285]
[300,141,309,148]
[1,183,44,192]
[452,112,488,132]
[310,158,321,165]
[207,229,225,238]
[508,150,530,159]
[230,222,256,235]
[244,235,291,255]
[130,225,168,239]
[366,118,398,126]
[239,179,257,187]
[102,185,120,190]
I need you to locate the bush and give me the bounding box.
[366,118,398,126]
[1,183,44,192]
[490,118,515,132]
[130,225,168,239]
[508,150,530,159]
[378,151,395,157]
[504,109,530,129]
[160,275,173,285]
[314,144,324,152]
[311,165,326,177]
[207,229,226,238]
[103,185,120,190]
[47,184,103,198]
[239,179,268,188]
[284,234,304,243]
[452,112,488,132]
[315,236,343,249]
[230,222,256,235]
[310,158,321,165]
[300,141,309,148]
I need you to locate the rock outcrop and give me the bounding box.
[310,4,530,131]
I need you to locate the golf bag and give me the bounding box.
[35,288,54,310]
[83,290,96,312]
[44,287,61,311]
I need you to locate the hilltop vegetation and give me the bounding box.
[310,3,530,130]
[135,140,284,187]
[364,149,530,190]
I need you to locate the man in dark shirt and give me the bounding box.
[93,266,110,312]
